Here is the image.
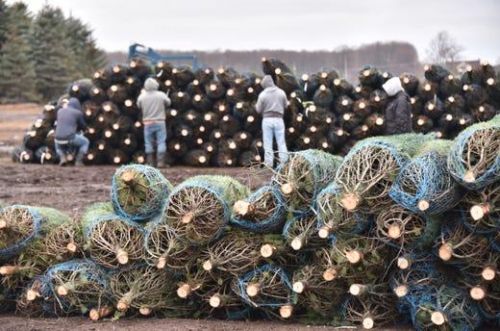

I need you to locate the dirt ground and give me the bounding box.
[0,103,271,215]
[0,156,271,216]
[0,315,406,331]
[0,103,41,147]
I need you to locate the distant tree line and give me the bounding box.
[0,1,106,103]
[108,42,422,82]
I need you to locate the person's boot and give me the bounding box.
[59,154,67,166]
[157,153,167,168]
[75,153,85,166]
[146,153,156,167]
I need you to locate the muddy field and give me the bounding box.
[2,315,402,331]
[0,156,271,216]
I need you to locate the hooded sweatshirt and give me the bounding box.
[382,77,404,97]
[55,98,86,140]
[382,77,412,134]
[255,75,288,118]
[137,78,171,122]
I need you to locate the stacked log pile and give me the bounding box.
[2,116,499,329]
[12,59,499,166]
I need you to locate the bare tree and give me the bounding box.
[426,31,464,64]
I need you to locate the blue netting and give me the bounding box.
[143,220,196,270]
[236,264,297,308]
[82,209,145,269]
[111,164,173,222]
[0,205,43,261]
[434,221,489,267]
[456,183,500,235]
[282,212,329,250]
[225,306,253,320]
[230,185,287,233]
[83,211,144,240]
[476,280,500,324]
[390,152,463,216]
[407,285,483,331]
[456,206,498,236]
[39,259,110,315]
[315,183,372,239]
[334,139,414,213]
[273,149,343,215]
[447,116,500,190]
[375,206,441,251]
[164,176,249,245]
[389,258,441,310]
[489,233,500,252]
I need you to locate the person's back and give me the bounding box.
[137,78,170,122]
[256,76,288,118]
[137,78,171,167]
[55,98,86,140]
[256,75,289,167]
[54,97,89,166]
[382,77,412,135]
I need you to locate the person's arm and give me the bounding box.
[77,111,87,132]
[281,91,289,109]
[137,94,143,110]
[255,94,264,114]
[162,92,171,108]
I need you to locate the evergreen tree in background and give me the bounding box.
[0,0,8,52]
[64,16,107,78]
[0,2,106,103]
[29,5,75,101]
[0,2,38,102]
[0,26,39,103]
[7,2,32,37]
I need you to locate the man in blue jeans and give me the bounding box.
[55,98,89,166]
[137,77,171,167]
[256,75,289,168]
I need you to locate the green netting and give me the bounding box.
[163,175,249,245]
[335,133,434,213]
[111,164,173,222]
[273,149,343,214]
[447,115,500,190]
[390,140,463,216]
[82,203,145,269]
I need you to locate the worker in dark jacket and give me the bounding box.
[256,75,289,168]
[382,77,413,134]
[54,97,89,166]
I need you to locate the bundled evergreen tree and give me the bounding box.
[29,5,75,101]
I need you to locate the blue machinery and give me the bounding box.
[128,43,201,70]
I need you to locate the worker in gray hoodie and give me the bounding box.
[54,97,89,166]
[137,77,171,167]
[256,75,289,168]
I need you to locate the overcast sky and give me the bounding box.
[9,0,500,62]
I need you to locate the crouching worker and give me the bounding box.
[55,97,89,166]
[256,75,289,168]
[382,77,412,135]
[137,77,171,168]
